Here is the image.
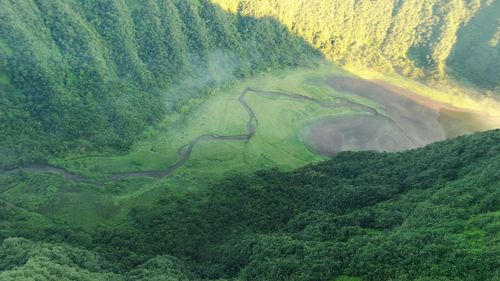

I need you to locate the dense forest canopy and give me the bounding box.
[0,0,319,168]
[1,0,499,280]
[215,0,500,89]
[0,130,499,280]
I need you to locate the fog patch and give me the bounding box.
[163,50,241,111]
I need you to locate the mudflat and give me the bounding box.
[303,76,499,156]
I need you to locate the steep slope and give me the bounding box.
[2,0,499,168]
[123,129,500,280]
[0,0,319,168]
[0,1,498,280]
[1,130,498,280]
[215,0,500,89]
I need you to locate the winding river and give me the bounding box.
[0,87,402,182]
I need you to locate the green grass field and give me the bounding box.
[15,66,363,226]
[3,65,499,228]
[52,65,363,181]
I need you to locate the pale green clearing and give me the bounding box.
[53,65,367,181]
[51,64,500,200]
[21,64,497,226]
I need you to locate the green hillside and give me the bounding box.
[1,130,499,280]
[0,0,319,168]
[215,0,500,89]
[2,0,499,168]
[1,1,499,280]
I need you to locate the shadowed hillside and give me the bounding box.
[0,0,320,168]
[2,0,498,168]
[447,0,500,89]
[1,1,499,280]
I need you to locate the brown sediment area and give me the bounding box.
[371,80,465,111]
[304,115,410,156]
[371,79,500,136]
[303,76,499,156]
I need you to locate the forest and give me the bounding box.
[215,0,500,89]
[0,0,319,168]
[1,0,499,280]
[0,130,499,280]
[1,0,499,168]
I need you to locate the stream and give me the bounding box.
[0,87,404,182]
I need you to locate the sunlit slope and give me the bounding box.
[2,0,498,169]
[0,1,498,279]
[214,0,500,90]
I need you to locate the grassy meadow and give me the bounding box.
[2,65,499,228]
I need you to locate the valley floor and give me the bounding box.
[1,65,499,227]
